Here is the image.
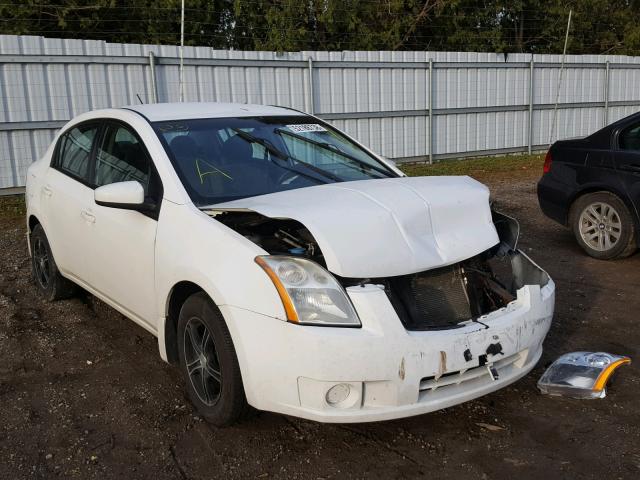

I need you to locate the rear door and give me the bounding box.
[613,120,640,220]
[85,120,162,329]
[40,122,100,284]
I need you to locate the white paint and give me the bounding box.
[94,180,144,206]
[212,176,499,277]
[25,103,555,423]
[126,102,305,122]
[221,274,555,422]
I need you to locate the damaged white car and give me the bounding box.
[25,103,554,426]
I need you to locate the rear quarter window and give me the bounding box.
[619,124,640,151]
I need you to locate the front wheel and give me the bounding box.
[570,192,636,260]
[177,292,248,426]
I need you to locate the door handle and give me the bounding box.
[42,185,53,197]
[81,209,96,223]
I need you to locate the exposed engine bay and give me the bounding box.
[212,210,320,258]
[210,208,549,330]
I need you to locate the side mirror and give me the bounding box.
[95,181,155,211]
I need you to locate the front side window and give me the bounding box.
[619,123,640,151]
[153,116,396,206]
[56,124,98,180]
[94,124,150,192]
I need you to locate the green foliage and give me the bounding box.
[1,1,640,55]
[232,0,427,51]
[0,1,230,46]
[400,153,545,177]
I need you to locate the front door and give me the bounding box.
[85,121,162,330]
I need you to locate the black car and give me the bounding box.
[538,111,640,260]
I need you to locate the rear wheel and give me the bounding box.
[30,224,77,301]
[570,192,636,260]
[177,292,248,426]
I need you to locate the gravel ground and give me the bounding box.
[1,168,639,479]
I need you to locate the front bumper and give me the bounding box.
[223,254,555,423]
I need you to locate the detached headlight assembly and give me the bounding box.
[255,256,360,327]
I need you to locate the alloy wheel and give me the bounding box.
[579,201,622,252]
[33,237,51,289]
[183,317,222,406]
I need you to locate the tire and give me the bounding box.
[570,191,636,260]
[177,292,248,427]
[30,224,77,301]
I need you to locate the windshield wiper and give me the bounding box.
[274,128,395,178]
[230,128,343,183]
[231,128,288,160]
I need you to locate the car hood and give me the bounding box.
[210,176,500,278]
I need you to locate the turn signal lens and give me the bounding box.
[255,256,298,322]
[593,357,631,391]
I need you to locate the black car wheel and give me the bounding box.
[177,292,248,426]
[30,224,77,301]
[570,192,636,260]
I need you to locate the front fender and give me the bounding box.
[154,201,287,361]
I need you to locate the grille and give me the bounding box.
[387,265,472,330]
[419,353,521,393]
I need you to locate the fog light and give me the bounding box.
[325,383,351,405]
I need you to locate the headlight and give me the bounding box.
[537,351,631,399]
[255,256,360,327]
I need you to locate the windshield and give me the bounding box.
[153,115,397,206]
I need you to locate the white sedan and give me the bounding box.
[25,102,555,426]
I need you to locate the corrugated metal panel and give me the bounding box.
[609,68,640,102]
[532,108,605,146]
[2,34,640,189]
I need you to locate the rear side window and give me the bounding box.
[94,124,150,193]
[620,123,640,151]
[55,124,98,180]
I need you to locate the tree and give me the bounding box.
[0,0,230,47]
[410,0,640,55]
[1,0,640,55]
[231,0,434,51]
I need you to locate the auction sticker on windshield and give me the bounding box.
[286,124,327,133]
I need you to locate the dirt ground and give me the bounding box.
[1,167,639,479]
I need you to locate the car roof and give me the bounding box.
[123,102,306,122]
[585,109,640,146]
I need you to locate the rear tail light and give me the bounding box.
[543,150,553,174]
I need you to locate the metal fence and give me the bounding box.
[2,34,640,191]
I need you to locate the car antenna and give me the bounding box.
[136,93,145,104]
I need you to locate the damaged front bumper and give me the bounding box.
[223,250,554,423]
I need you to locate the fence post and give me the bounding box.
[307,56,315,115]
[148,51,158,103]
[428,58,434,164]
[603,60,610,126]
[528,58,534,154]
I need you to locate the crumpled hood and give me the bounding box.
[211,176,500,278]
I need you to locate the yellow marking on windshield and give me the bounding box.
[196,158,233,184]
